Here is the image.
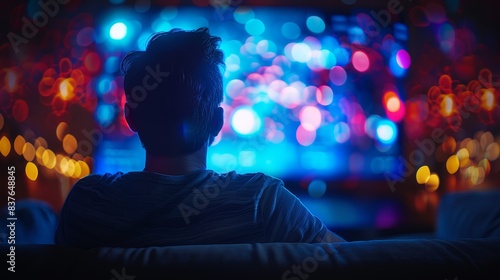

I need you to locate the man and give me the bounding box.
[54,27,345,248]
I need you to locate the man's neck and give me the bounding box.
[143,146,207,175]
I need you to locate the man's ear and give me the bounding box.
[124,103,138,132]
[210,107,224,136]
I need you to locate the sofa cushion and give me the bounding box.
[0,244,83,279]
[70,238,500,280]
[436,190,500,239]
[2,238,499,279]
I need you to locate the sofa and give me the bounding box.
[2,190,500,280]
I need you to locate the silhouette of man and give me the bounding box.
[54,27,345,248]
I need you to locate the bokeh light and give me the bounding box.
[306,16,325,33]
[231,107,262,135]
[281,22,301,40]
[109,22,128,40]
[245,19,265,36]
[300,106,322,131]
[333,122,350,143]
[376,120,397,145]
[22,142,35,162]
[291,43,312,63]
[446,155,459,174]
[25,162,38,181]
[416,165,430,184]
[296,125,316,146]
[308,179,327,198]
[63,134,77,154]
[396,49,411,69]
[0,136,11,157]
[329,66,347,86]
[425,173,440,192]
[352,51,370,72]
[234,7,255,24]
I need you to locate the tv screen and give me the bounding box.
[92,6,409,187]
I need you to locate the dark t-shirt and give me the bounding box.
[55,170,344,248]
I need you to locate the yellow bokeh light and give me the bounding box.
[55,154,64,174]
[456,148,470,168]
[478,159,491,176]
[486,143,499,161]
[42,149,57,169]
[62,134,77,154]
[22,142,35,162]
[25,162,38,181]
[59,78,75,101]
[425,173,440,192]
[470,167,485,186]
[481,89,496,111]
[416,165,431,184]
[0,136,11,157]
[56,122,68,141]
[79,160,90,178]
[466,140,479,158]
[446,155,460,174]
[35,146,45,165]
[34,137,48,149]
[440,95,454,117]
[73,161,82,178]
[60,157,69,174]
[66,159,76,177]
[14,135,25,155]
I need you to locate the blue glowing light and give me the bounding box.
[389,53,407,77]
[348,26,367,45]
[231,107,262,135]
[220,40,243,57]
[234,7,255,24]
[331,15,348,32]
[245,19,265,36]
[104,56,119,74]
[291,43,312,62]
[321,36,339,50]
[109,22,127,40]
[308,179,327,198]
[160,7,178,20]
[318,50,337,69]
[376,120,397,144]
[225,54,241,72]
[151,18,172,32]
[96,104,115,126]
[93,7,407,180]
[394,23,408,41]
[281,22,301,40]
[306,16,326,33]
[97,76,113,95]
[333,47,350,66]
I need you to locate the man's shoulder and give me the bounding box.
[218,171,284,191]
[73,172,125,189]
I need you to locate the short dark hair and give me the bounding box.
[121,27,225,156]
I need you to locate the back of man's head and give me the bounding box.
[121,27,224,156]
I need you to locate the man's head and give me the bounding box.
[121,27,224,157]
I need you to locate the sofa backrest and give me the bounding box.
[2,237,500,279]
[436,189,500,239]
